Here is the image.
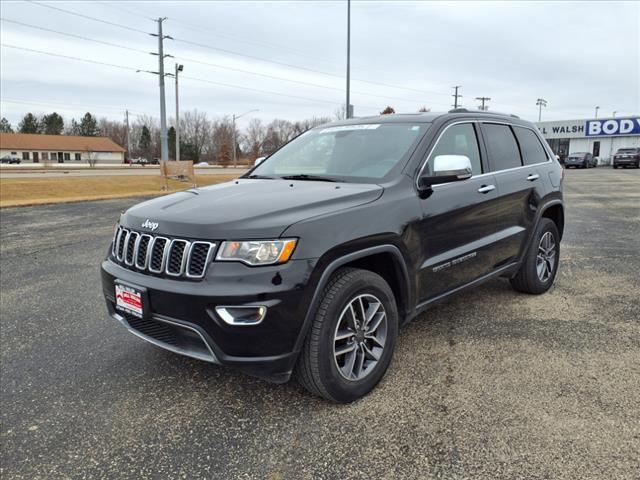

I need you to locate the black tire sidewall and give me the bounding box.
[315,271,398,403]
[525,218,560,293]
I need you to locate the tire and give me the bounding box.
[613,165,618,169]
[510,218,560,295]
[295,267,399,403]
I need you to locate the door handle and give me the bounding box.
[477,184,496,194]
[527,174,540,181]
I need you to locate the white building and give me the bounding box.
[535,116,640,163]
[0,133,125,164]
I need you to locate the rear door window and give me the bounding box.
[482,123,522,172]
[513,127,548,165]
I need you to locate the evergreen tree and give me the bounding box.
[41,112,64,135]
[0,117,13,133]
[139,125,151,157]
[77,112,99,136]
[18,113,40,133]
[168,126,176,160]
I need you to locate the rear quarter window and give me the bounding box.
[513,126,548,165]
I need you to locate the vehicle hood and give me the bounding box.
[121,179,384,239]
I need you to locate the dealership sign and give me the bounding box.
[537,117,640,139]
[586,118,640,137]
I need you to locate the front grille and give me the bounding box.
[111,226,215,280]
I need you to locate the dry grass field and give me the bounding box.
[0,174,238,208]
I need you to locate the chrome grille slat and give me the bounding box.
[111,226,215,280]
[135,234,153,270]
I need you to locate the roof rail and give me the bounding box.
[448,108,520,119]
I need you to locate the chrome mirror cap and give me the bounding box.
[432,154,473,180]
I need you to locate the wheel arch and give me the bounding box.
[292,245,412,356]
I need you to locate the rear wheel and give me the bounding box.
[510,218,560,294]
[295,268,398,403]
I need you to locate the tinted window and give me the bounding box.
[425,123,482,175]
[513,127,548,165]
[483,123,522,171]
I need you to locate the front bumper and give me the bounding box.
[101,256,319,383]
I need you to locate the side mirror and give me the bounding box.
[254,156,266,166]
[418,155,473,189]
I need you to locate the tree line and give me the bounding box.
[0,111,332,165]
[0,105,428,164]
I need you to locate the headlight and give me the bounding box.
[216,239,298,266]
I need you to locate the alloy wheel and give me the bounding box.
[333,294,387,381]
[536,231,556,282]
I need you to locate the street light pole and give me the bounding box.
[345,0,351,119]
[612,110,618,118]
[536,98,548,122]
[595,106,600,119]
[175,63,183,161]
[232,109,259,168]
[156,17,169,162]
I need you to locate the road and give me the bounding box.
[1,168,639,479]
[0,167,248,178]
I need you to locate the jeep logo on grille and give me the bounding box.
[141,219,159,231]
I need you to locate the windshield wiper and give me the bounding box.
[246,174,276,179]
[280,174,340,182]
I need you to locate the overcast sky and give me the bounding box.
[1,0,638,129]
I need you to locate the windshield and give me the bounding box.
[249,123,428,182]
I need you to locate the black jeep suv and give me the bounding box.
[101,110,564,403]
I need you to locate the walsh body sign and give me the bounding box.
[586,118,640,137]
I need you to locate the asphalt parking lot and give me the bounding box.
[1,168,639,479]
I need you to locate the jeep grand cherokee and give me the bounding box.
[101,109,564,403]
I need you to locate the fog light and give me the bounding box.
[215,306,267,326]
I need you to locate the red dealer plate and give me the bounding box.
[115,283,144,318]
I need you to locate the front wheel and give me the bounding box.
[510,218,560,294]
[295,268,398,403]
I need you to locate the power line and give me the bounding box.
[0,18,151,55]
[0,43,149,72]
[95,1,155,21]
[1,19,428,106]
[1,98,153,116]
[0,43,369,109]
[26,0,150,35]
[25,0,451,100]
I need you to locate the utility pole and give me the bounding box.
[232,109,259,168]
[594,106,600,119]
[345,0,351,119]
[452,86,462,109]
[476,96,491,111]
[153,17,170,162]
[125,109,132,166]
[175,63,183,161]
[536,98,548,122]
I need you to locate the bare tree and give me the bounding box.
[334,105,346,121]
[380,106,395,115]
[208,117,234,165]
[244,118,267,160]
[85,148,98,168]
[263,119,296,154]
[98,118,127,149]
[180,110,211,162]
